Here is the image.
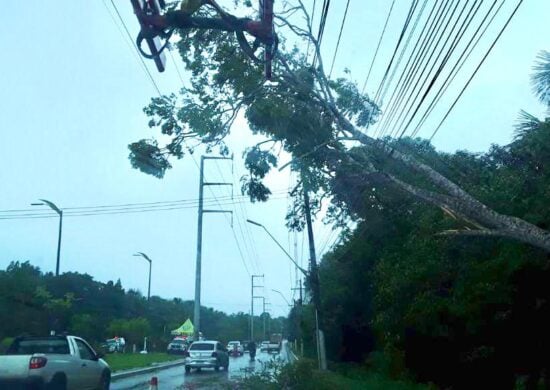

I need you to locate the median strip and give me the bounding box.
[111,358,186,381]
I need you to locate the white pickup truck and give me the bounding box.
[0,335,111,390]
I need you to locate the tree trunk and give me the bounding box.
[331,105,550,252]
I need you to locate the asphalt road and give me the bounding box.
[111,346,290,390]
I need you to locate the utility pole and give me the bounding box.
[303,187,327,370]
[291,279,303,306]
[194,155,233,341]
[251,274,264,341]
[262,297,272,340]
[265,300,271,335]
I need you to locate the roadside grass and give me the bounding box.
[104,353,182,372]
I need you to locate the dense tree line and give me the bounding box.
[0,262,283,352]
[307,55,550,388]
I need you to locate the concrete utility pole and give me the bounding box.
[291,279,303,305]
[31,199,63,276]
[303,188,327,370]
[194,155,233,340]
[251,274,264,341]
[262,297,271,340]
[265,300,271,335]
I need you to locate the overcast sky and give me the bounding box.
[0,0,548,320]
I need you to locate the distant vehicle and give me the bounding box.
[242,340,251,352]
[260,341,269,352]
[0,335,111,390]
[226,341,243,356]
[267,333,282,354]
[184,341,229,373]
[167,339,188,355]
[101,337,125,354]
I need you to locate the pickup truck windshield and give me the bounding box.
[6,338,70,355]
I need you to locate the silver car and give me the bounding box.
[184,341,229,373]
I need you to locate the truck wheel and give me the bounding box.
[47,373,67,390]
[185,365,191,374]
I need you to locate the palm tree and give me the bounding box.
[531,50,550,106]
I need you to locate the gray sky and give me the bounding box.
[0,0,548,319]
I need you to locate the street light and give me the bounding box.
[133,252,152,300]
[246,219,308,276]
[272,289,292,307]
[248,218,324,368]
[31,199,62,276]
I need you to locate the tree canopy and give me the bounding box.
[0,261,282,350]
[129,1,550,252]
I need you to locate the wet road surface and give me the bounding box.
[111,346,290,390]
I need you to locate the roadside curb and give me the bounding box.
[284,341,299,363]
[112,359,186,381]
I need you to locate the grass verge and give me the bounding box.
[235,358,430,390]
[104,353,182,372]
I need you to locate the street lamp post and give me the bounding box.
[133,252,152,300]
[31,199,63,276]
[246,219,308,276]
[272,289,292,307]
[247,218,326,369]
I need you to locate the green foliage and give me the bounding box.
[0,337,14,354]
[107,318,151,346]
[0,262,272,349]
[128,3,377,215]
[313,112,550,387]
[531,50,550,105]
[128,139,172,178]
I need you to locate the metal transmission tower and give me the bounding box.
[194,155,233,340]
[251,274,264,341]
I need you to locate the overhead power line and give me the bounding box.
[377,0,429,109]
[410,0,507,138]
[306,0,318,61]
[374,0,455,139]
[372,0,420,105]
[361,0,396,94]
[312,0,331,67]
[108,0,162,96]
[392,0,484,139]
[372,0,443,139]
[0,190,288,214]
[430,0,524,140]
[0,194,289,220]
[328,0,351,78]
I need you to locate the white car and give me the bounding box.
[185,341,229,373]
[226,341,244,356]
[260,341,269,352]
